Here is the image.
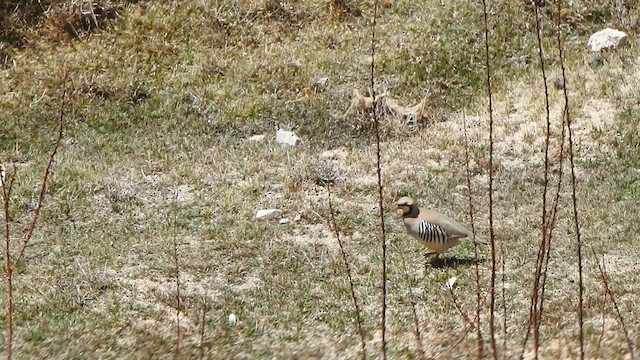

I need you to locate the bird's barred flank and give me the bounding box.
[418,221,449,244]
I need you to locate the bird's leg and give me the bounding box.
[423,251,436,272]
[424,251,438,259]
[423,251,439,271]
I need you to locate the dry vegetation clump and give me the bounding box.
[341,88,431,128]
[1,1,129,47]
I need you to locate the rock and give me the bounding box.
[552,78,565,90]
[313,159,341,185]
[445,276,458,290]
[247,134,266,142]
[275,129,301,147]
[314,76,329,86]
[255,209,282,220]
[588,28,628,52]
[228,313,237,326]
[313,76,329,92]
[172,185,194,205]
[279,218,291,225]
[589,53,604,69]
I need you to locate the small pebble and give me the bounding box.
[255,209,282,220]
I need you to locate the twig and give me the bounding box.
[480,0,498,358]
[326,185,367,359]
[591,247,634,358]
[368,0,387,358]
[595,276,606,357]
[173,199,181,357]
[399,253,426,360]
[554,0,584,357]
[447,286,477,334]
[16,83,68,264]
[462,108,484,359]
[2,166,16,360]
[199,294,208,359]
[4,75,69,359]
[537,105,567,329]
[523,2,554,358]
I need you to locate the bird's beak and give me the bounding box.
[394,205,404,215]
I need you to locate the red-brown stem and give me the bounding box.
[199,295,208,359]
[2,167,15,360]
[448,286,477,334]
[462,109,484,359]
[369,0,387,358]
[553,0,584,357]
[522,3,554,358]
[16,84,68,265]
[173,209,181,357]
[398,254,426,360]
[480,0,498,357]
[327,186,367,359]
[537,107,567,327]
[592,248,634,358]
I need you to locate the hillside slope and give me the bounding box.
[1,1,639,358]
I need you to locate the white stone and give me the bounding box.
[588,28,628,52]
[445,276,458,290]
[247,134,266,142]
[255,209,282,220]
[313,77,329,90]
[279,218,291,225]
[172,185,194,205]
[228,313,237,326]
[275,129,301,147]
[314,76,329,86]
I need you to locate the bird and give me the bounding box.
[395,196,487,261]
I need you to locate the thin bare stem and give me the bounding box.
[2,167,15,360]
[448,286,477,334]
[15,84,68,264]
[326,186,367,359]
[501,237,506,359]
[595,277,606,357]
[199,295,208,359]
[554,0,584,357]
[399,255,426,360]
[173,204,181,357]
[369,0,387,358]
[462,109,484,359]
[480,0,498,357]
[5,75,69,359]
[592,248,634,358]
[537,106,568,326]
[522,3,554,358]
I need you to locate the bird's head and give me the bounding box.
[395,196,416,216]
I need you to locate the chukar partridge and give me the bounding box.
[395,196,486,258]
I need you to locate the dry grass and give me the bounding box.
[1,0,639,358]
